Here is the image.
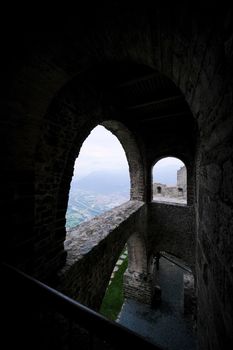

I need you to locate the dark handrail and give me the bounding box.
[2,263,162,350]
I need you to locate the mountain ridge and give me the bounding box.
[71,169,130,195]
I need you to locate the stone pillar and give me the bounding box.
[123,232,161,306]
[123,269,154,305]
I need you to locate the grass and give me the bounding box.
[100,256,128,321]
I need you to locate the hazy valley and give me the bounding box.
[66,170,130,228]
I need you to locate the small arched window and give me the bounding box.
[152,157,187,204]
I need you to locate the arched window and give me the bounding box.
[66,125,130,229]
[152,157,187,204]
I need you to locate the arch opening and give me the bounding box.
[100,245,128,321]
[152,157,187,205]
[66,125,130,229]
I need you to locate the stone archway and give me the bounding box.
[34,75,147,277]
[3,11,232,348]
[102,120,146,201]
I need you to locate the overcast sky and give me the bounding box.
[152,157,184,185]
[74,125,129,178]
[74,125,184,184]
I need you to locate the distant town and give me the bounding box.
[66,170,130,228]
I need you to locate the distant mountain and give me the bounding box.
[71,170,130,195]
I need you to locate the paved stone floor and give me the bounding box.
[117,257,196,350]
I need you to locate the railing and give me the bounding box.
[1,263,162,350]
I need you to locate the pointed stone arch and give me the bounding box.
[102,120,146,202]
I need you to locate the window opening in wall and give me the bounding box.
[153,157,187,204]
[66,125,130,229]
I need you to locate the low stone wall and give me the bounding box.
[148,202,195,271]
[58,200,146,310]
[58,200,195,310]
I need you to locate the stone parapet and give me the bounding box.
[63,200,144,270]
[58,200,146,310]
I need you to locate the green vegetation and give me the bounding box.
[100,256,128,321]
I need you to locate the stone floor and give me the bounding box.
[117,257,196,350]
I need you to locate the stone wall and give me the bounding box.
[58,201,146,310]
[153,183,178,198]
[148,202,195,271]
[60,200,195,309]
[59,199,195,310]
[196,139,233,349]
[1,6,233,349]
[177,166,187,196]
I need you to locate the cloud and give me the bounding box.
[153,157,185,185]
[74,125,129,178]
[154,157,184,168]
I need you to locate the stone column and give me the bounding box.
[123,233,161,306]
[123,268,161,306]
[123,269,153,305]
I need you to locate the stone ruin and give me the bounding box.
[153,166,187,203]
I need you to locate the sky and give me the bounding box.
[152,157,184,185]
[74,125,184,184]
[74,125,129,178]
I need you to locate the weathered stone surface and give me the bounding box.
[183,271,196,319]
[1,6,233,349]
[64,201,144,269]
[58,201,146,310]
[148,202,195,270]
[221,158,233,204]
[123,270,154,305]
